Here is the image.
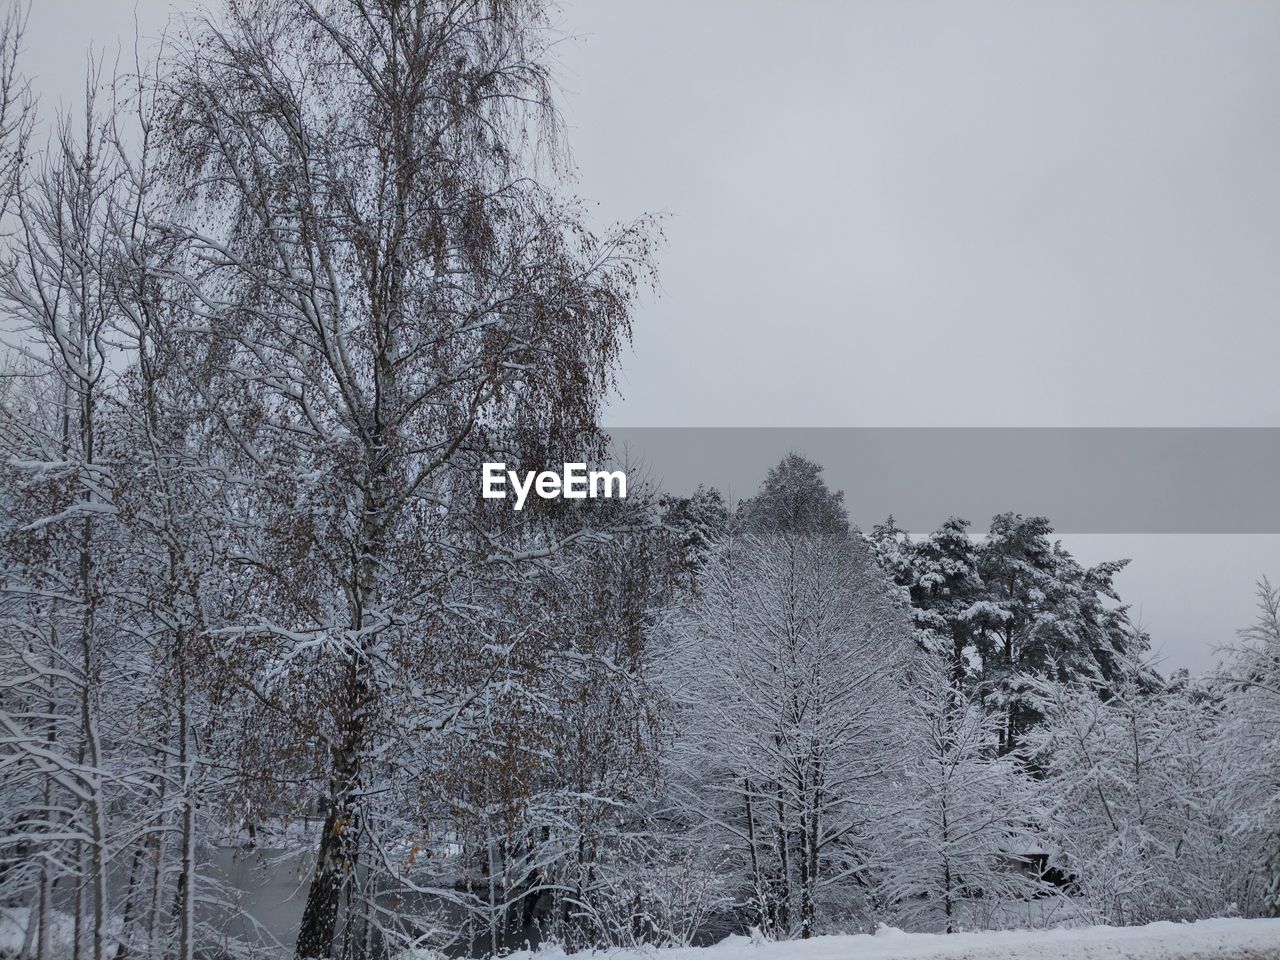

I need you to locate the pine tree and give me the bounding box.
[976,513,1150,753]
[662,484,730,575]
[870,516,983,681]
[872,512,1150,752]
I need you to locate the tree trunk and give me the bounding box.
[176,638,196,960]
[297,802,351,957]
[296,718,363,959]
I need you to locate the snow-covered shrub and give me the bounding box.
[1027,672,1250,925]
[549,830,731,949]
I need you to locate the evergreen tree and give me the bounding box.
[872,512,1148,749]
[975,513,1149,753]
[662,484,730,575]
[870,516,984,682]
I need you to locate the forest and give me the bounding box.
[0,1,1279,959]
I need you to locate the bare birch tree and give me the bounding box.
[0,72,128,960]
[150,2,656,955]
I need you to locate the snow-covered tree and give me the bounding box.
[870,516,983,678]
[661,521,913,938]
[1220,578,1280,917]
[873,514,1151,755]
[425,493,677,954]
[661,484,729,577]
[0,76,135,960]
[147,2,658,955]
[1027,671,1249,925]
[882,651,1046,933]
[0,55,260,959]
[737,454,848,538]
[975,514,1150,754]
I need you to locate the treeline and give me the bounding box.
[1,2,1280,960]
[659,457,1278,937]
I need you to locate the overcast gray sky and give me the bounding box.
[23,0,1280,671]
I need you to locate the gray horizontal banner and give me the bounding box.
[604,428,1280,534]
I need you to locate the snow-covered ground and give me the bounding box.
[500,919,1280,960]
[8,911,1279,960]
